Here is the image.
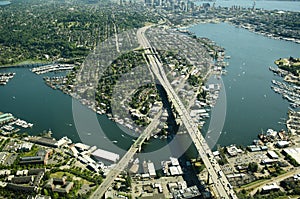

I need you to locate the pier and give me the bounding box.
[30,64,74,74]
[0,73,15,85]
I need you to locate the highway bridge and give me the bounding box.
[137,26,238,199]
[90,26,238,199]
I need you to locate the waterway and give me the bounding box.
[0,22,299,164]
[0,67,134,152]
[190,22,300,147]
[196,0,300,12]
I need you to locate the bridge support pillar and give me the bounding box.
[207,172,210,184]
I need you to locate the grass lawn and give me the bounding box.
[22,145,40,157]
[50,171,93,185]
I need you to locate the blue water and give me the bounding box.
[196,0,300,11]
[190,23,300,147]
[1,22,299,161]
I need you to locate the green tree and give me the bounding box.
[248,162,258,172]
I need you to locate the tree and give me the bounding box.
[248,162,258,172]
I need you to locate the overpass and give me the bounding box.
[137,26,238,199]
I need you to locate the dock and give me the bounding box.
[0,73,15,85]
[30,64,74,74]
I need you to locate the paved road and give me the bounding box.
[137,25,238,199]
[246,167,300,196]
[89,110,162,199]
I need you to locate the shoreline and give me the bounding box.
[182,20,300,45]
[0,61,53,69]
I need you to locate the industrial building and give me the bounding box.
[261,183,280,194]
[91,148,120,163]
[267,150,279,159]
[282,147,300,165]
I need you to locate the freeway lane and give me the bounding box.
[138,25,238,199]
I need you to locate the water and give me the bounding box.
[0,1,11,6]
[0,67,134,154]
[0,67,187,165]
[189,22,300,147]
[196,0,300,12]
[1,22,299,161]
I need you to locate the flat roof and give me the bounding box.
[147,162,156,177]
[283,147,300,165]
[267,150,279,159]
[169,166,183,176]
[74,143,90,151]
[262,183,280,191]
[170,157,179,166]
[92,148,120,163]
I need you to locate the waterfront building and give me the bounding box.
[91,148,120,163]
[282,148,300,165]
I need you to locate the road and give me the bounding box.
[89,110,162,199]
[245,167,300,196]
[137,25,238,199]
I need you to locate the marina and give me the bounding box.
[0,112,33,135]
[0,22,298,161]
[269,66,289,77]
[0,72,15,85]
[271,80,300,108]
[43,76,68,90]
[287,109,300,134]
[30,64,74,75]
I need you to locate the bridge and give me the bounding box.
[89,109,162,199]
[90,26,238,199]
[137,26,238,199]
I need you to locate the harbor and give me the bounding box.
[0,22,298,159]
[0,72,15,85]
[0,112,33,135]
[43,76,68,90]
[271,79,300,108]
[30,64,74,75]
